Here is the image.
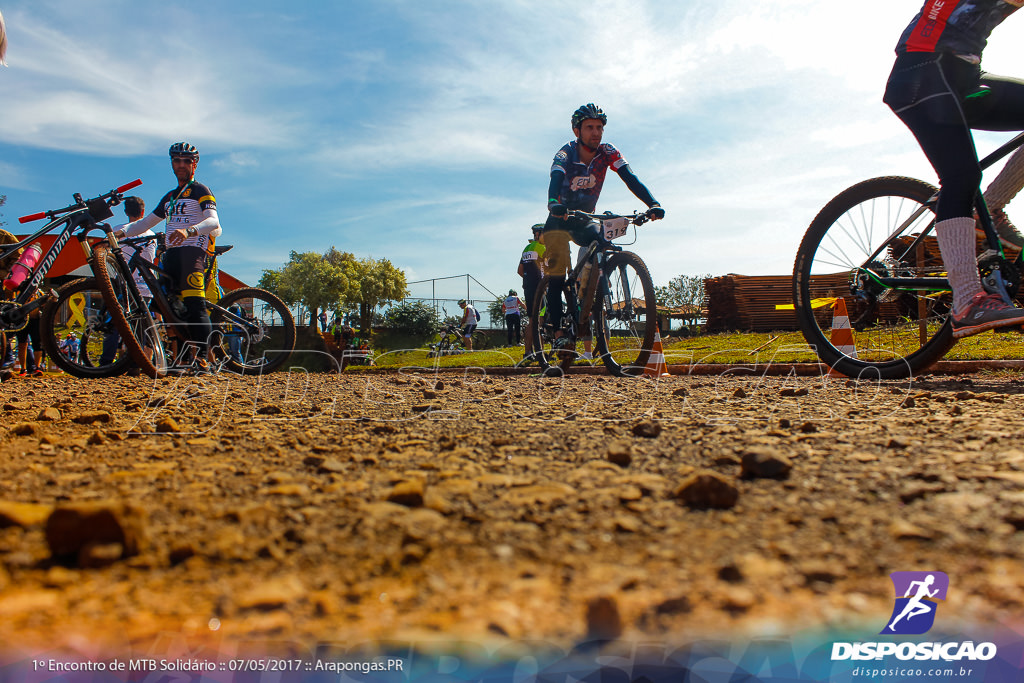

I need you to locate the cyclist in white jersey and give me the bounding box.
[116,142,222,369]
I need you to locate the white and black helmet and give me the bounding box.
[169,141,199,160]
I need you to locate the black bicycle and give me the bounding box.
[529,209,658,377]
[42,235,296,377]
[792,131,1024,380]
[4,180,164,378]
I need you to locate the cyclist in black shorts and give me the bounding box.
[884,0,1024,338]
[116,142,222,368]
[544,104,664,342]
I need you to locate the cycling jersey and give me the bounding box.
[898,0,1023,59]
[153,181,218,253]
[521,238,545,280]
[503,295,520,315]
[550,141,628,213]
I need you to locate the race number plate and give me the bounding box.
[602,217,630,240]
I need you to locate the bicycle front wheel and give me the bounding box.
[529,275,577,375]
[792,176,954,379]
[593,251,658,377]
[90,244,167,378]
[39,277,135,378]
[210,287,296,374]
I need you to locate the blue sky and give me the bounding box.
[1,0,1022,309]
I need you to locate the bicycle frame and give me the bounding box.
[857,131,1024,296]
[2,180,141,330]
[116,244,265,347]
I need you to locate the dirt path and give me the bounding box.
[1,369,1023,663]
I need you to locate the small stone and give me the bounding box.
[632,420,662,438]
[87,431,105,445]
[740,448,793,480]
[36,407,62,421]
[318,458,346,474]
[387,480,425,507]
[256,405,283,415]
[9,423,35,436]
[585,596,623,641]
[732,388,747,399]
[780,388,809,397]
[72,411,112,425]
[672,471,739,510]
[607,440,633,468]
[45,502,148,563]
[155,417,181,433]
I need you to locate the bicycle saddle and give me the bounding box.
[213,244,233,256]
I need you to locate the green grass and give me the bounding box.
[349,327,1024,370]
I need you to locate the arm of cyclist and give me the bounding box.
[616,165,664,219]
[116,212,162,239]
[547,170,567,216]
[167,208,222,247]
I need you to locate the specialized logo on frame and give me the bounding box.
[880,571,949,635]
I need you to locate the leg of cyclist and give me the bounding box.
[542,214,593,347]
[165,246,213,368]
[574,223,603,359]
[885,53,1024,338]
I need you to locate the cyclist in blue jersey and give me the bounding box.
[543,104,664,342]
[884,0,1024,338]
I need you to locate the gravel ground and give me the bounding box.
[1,368,1023,658]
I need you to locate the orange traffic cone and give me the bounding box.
[644,330,671,378]
[827,298,857,377]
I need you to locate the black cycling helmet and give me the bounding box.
[571,103,607,130]
[508,289,516,295]
[531,223,544,234]
[168,141,199,160]
[458,299,467,306]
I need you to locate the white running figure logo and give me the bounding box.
[888,574,939,631]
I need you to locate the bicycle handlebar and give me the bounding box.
[18,179,143,224]
[565,208,655,226]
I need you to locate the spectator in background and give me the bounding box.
[457,299,478,351]
[503,289,522,346]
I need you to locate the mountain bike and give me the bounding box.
[99,237,294,375]
[792,130,1024,380]
[5,180,165,377]
[529,209,658,377]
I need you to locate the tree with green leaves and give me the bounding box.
[259,250,351,332]
[261,249,408,336]
[345,257,408,334]
[0,194,6,228]
[655,273,708,326]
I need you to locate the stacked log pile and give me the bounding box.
[704,273,854,332]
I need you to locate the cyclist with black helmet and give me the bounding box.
[116,142,222,369]
[543,104,664,342]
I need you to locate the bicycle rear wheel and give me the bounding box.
[210,287,296,374]
[593,251,658,377]
[90,244,167,378]
[528,275,577,375]
[792,176,954,379]
[39,277,136,378]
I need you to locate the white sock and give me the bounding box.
[935,216,983,315]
